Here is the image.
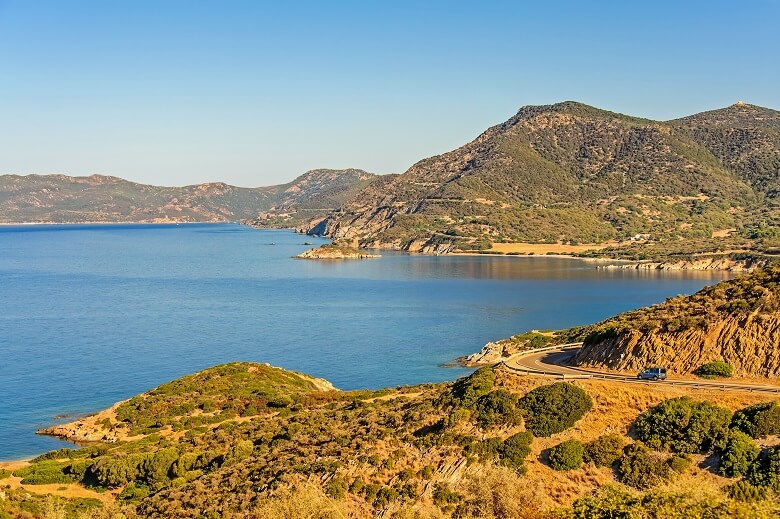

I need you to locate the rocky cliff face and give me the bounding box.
[574,265,780,377]
[307,102,779,254]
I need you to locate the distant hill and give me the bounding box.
[305,102,779,255]
[0,169,376,224]
[574,265,780,377]
[242,168,377,228]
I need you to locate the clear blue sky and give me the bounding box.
[1,1,778,187]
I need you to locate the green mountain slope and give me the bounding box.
[307,102,777,254]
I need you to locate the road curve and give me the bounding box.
[503,345,780,394]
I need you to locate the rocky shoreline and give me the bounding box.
[295,243,381,260]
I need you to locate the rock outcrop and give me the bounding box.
[574,265,780,377]
[295,243,380,260]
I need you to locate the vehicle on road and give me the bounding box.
[638,367,667,381]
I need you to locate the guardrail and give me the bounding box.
[501,343,780,394]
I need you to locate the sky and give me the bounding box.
[1,1,778,187]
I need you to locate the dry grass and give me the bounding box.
[486,242,612,254]
[493,369,780,507]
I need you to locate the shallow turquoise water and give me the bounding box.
[0,223,729,460]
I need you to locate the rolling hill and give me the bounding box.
[0,169,376,225]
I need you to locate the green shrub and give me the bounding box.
[548,439,585,471]
[584,434,626,467]
[617,443,670,489]
[694,361,734,379]
[30,448,77,463]
[572,485,640,518]
[519,382,592,437]
[667,454,691,474]
[0,469,10,479]
[499,432,533,471]
[732,402,780,439]
[724,480,767,502]
[12,461,74,485]
[324,477,347,499]
[720,430,760,477]
[223,440,254,465]
[746,445,780,491]
[474,390,522,428]
[447,367,496,408]
[634,397,732,454]
[432,482,462,511]
[90,453,146,488]
[142,448,178,490]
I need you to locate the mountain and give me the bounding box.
[305,102,779,254]
[0,169,376,224]
[574,265,780,377]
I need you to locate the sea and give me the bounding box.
[0,223,730,460]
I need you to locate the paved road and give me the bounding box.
[503,345,780,394]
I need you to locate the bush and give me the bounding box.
[572,485,640,518]
[90,453,146,488]
[0,469,10,479]
[323,477,347,499]
[584,434,626,467]
[30,448,77,463]
[432,482,462,511]
[548,440,585,471]
[447,367,496,408]
[519,382,592,437]
[720,430,760,477]
[667,455,691,474]
[746,445,780,491]
[474,390,522,428]
[499,432,533,471]
[724,480,767,502]
[12,461,74,485]
[617,443,670,489]
[223,440,254,465]
[732,402,780,439]
[634,397,732,454]
[694,361,734,379]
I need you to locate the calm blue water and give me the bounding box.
[0,223,729,460]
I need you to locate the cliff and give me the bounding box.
[574,265,780,377]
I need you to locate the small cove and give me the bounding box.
[0,223,730,460]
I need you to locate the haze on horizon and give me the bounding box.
[1,0,778,188]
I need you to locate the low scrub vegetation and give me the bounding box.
[732,402,780,439]
[584,434,626,467]
[694,360,734,379]
[634,397,732,454]
[518,382,592,436]
[548,439,585,471]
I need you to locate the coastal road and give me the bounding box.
[503,344,780,394]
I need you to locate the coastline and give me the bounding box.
[0,220,230,226]
[4,221,765,272]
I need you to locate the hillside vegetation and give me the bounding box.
[574,265,780,377]
[306,102,780,260]
[5,363,780,518]
[0,169,376,225]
